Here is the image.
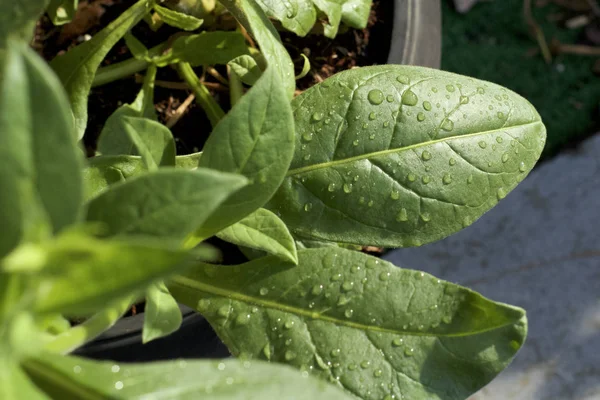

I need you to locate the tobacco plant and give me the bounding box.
[0,0,545,399]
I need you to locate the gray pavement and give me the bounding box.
[383,134,600,400]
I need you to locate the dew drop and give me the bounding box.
[386,94,395,103]
[369,134,376,140]
[383,121,390,128]
[497,188,507,200]
[390,190,400,200]
[420,212,431,222]
[331,348,341,357]
[263,344,271,359]
[236,313,250,325]
[396,75,410,84]
[302,132,313,142]
[510,340,521,350]
[348,363,358,371]
[73,365,82,374]
[431,87,438,93]
[368,89,385,105]
[442,316,452,324]
[284,320,295,329]
[374,369,383,377]
[217,305,231,317]
[392,338,404,347]
[369,112,377,120]
[401,89,418,106]
[197,299,211,312]
[459,95,469,104]
[446,84,455,93]
[501,153,509,163]
[285,350,297,361]
[441,119,454,132]
[337,295,351,306]
[497,111,505,119]
[421,176,431,185]
[359,196,366,204]
[353,139,360,146]
[467,175,474,184]
[331,273,342,282]
[360,360,371,369]
[519,161,526,172]
[423,101,432,111]
[312,111,324,122]
[496,136,504,143]
[368,200,374,207]
[404,348,414,357]
[415,112,425,122]
[328,183,337,192]
[259,287,269,296]
[366,258,379,269]
[421,150,432,161]
[344,309,354,318]
[114,381,124,390]
[477,87,485,94]
[478,141,487,149]
[379,272,391,281]
[407,173,416,182]
[343,183,353,193]
[396,208,408,222]
[304,203,313,212]
[442,173,452,185]
[449,158,456,166]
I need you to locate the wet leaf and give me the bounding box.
[268,65,546,247]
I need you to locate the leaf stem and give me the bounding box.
[92,43,166,87]
[43,296,133,354]
[177,62,225,127]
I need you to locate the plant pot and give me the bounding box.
[75,0,442,363]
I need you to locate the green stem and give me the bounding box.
[92,43,166,87]
[43,296,133,354]
[228,67,243,106]
[177,62,225,128]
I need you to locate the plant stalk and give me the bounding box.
[177,62,225,127]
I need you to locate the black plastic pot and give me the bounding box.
[75,0,442,363]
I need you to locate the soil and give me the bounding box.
[33,0,393,156]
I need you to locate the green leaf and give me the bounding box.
[86,169,248,239]
[217,208,298,264]
[153,31,249,68]
[256,0,316,37]
[46,0,78,26]
[189,67,294,240]
[100,116,176,169]
[0,0,48,45]
[82,155,146,201]
[142,283,182,343]
[123,32,149,61]
[341,0,371,29]
[228,54,262,86]
[268,65,546,247]
[219,0,295,98]
[170,247,527,400]
[153,4,203,31]
[32,233,216,315]
[24,353,353,399]
[175,152,202,169]
[50,0,150,140]
[0,41,83,258]
[0,358,48,400]
[313,0,343,38]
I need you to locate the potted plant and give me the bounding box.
[0,0,545,399]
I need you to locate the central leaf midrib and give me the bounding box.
[286,121,542,176]
[171,275,521,338]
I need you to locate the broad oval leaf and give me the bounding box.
[217,208,298,264]
[169,247,527,400]
[0,42,83,258]
[256,0,316,37]
[268,65,546,247]
[24,354,353,400]
[153,31,249,68]
[86,168,248,239]
[190,67,294,240]
[50,0,150,139]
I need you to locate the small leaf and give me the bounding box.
[228,54,262,86]
[46,0,78,26]
[123,32,149,60]
[153,31,249,67]
[86,169,248,239]
[295,53,310,79]
[175,152,202,169]
[83,155,145,201]
[153,4,203,31]
[256,0,316,37]
[268,65,546,247]
[219,0,295,98]
[50,0,150,139]
[0,41,83,258]
[100,116,176,169]
[32,233,216,315]
[24,354,353,399]
[218,208,298,264]
[313,0,343,38]
[170,248,527,400]
[341,0,372,29]
[190,67,294,240]
[142,283,182,343]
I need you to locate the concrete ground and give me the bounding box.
[383,134,600,400]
